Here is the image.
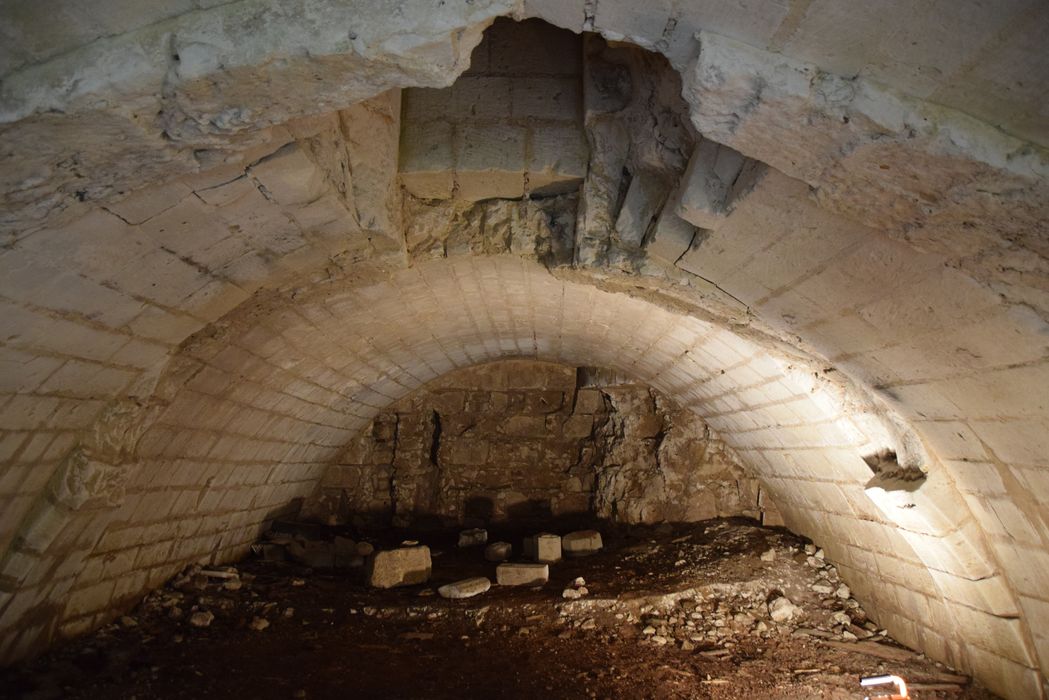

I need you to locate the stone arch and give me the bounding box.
[1,2,1048,697]
[0,254,1016,688]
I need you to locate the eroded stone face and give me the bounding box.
[305,360,775,529]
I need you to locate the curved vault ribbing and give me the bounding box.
[0,254,1027,693]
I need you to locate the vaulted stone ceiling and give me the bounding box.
[1,2,1047,697]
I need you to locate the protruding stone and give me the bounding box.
[615,171,670,247]
[485,541,512,562]
[438,577,491,599]
[458,528,488,547]
[365,546,432,589]
[523,533,562,563]
[496,563,549,586]
[562,530,603,557]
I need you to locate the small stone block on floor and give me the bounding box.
[562,530,603,557]
[365,546,432,589]
[496,563,549,586]
[523,533,561,563]
[458,528,488,547]
[485,541,512,562]
[438,577,492,599]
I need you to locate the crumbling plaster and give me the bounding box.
[0,2,1047,698]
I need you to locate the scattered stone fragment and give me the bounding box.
[759,548,775,562]
[366,546,432,589]
[562,530,603,557]
[835,584,851,599]
[188,611,214,628]
[458,528,488,547]
[484,541,512,562]
[768,596,802,623]
[356,542,375,557]
[438,577,491,599]
[496,563,549,586]
[523,533,562,563]
[249,617,270,631]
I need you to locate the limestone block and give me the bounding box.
[928,570,1018,617]
[562,414,594,438]
[645,192,697,265]
[451,77,513,120]
[502,415,546,437]
[438,577,491,599]
[458,528,488,547]
[400,88,453,135]
[615,171,670,247]
[496,563,549,587]
[400,120,455,199]
[365,546,432,589]
[562,530,603,557]
[248,143,327,207]
[676,140,746,230]
[485,541,512,562]
[522,0,586,32]
[512,77,582,120]
[455,124,527,201]
[523,533,561,563]
[574,389,606,414]
[527,123,589,196]
[948,603,1034,665]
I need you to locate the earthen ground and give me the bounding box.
[0,519,996,700]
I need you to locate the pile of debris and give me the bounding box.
[550,525,894,657]
[135,564,279,634]
[249,520,605,602]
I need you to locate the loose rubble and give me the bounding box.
[0,519,992,700]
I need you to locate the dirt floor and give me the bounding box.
[0,518,998,700]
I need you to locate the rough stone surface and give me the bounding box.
[437,577,492,599]
[307,360,770,528]
[496,563,549,587]
[523,534,562,564]
[562,530,603,557]
[458,529,488,547]
[365,547,433,589]
[484,542,512,562]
